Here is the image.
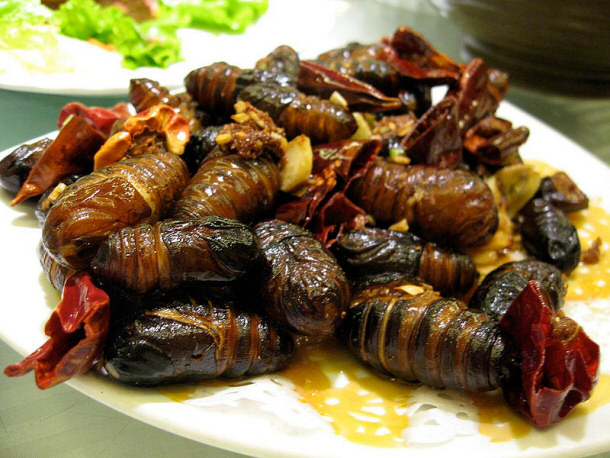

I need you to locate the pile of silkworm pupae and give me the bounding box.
[0,26,601,429]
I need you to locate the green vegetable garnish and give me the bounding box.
[0,0,56,51]
[0,0,269,70]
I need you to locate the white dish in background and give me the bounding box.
[0,101,609,458]
[0,0,338,96]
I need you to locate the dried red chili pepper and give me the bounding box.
[400,95,462,168]
[298,60,402,112]
[4,272,110,389]
[276,139,380,245]
[57,102,131,137]
[380,26,462,84]
[499,280,599,426]
[11,116,106,205]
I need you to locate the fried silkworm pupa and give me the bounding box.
[338,278,600,426]
[91,216,260,293]
[349,160,498,249]
[0,137,52,194]
[34,174,81,226]
[171,153,279,224]
[519,197,580,274]
[184,62,261,118]
[237,83,357,144]
[43,150,190,270]
[253,219,350,336]
[469,259,566,322]
[102,291,295,386]
[39,243,78,292]
[184,47,300,119]
[334,227,478,296]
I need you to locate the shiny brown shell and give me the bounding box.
[102,291,295,386]
[42,151,190,270]
[334,227,478,296]
[91,217,260,293]
[348,159,498,249]
[519,198,581,274]
[171,153,279,224]
[469,259,566,323]
[254,219,350,337]
[338,279,506,392]
[238,83,357,144]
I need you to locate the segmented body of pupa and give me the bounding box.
[254,219,350,337]
[102,292,295,386]
[469,259,566,322]
[171,153,279,223]
[42,151,189,269]
[348,159,498,249]
[91,216,259,293]
[334,227,478,296]
[519,197,581,274]
[238,83,357,144]
[39,243,77,292]
[339,279,505,391]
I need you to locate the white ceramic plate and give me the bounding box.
[0,0,340,96]
[1,102,609,458]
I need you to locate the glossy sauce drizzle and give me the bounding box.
[280,339,414,447]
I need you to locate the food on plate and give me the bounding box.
[102,290,295,386]
[1,25,603,434]
[253,219,350,336]
[1,0,268,70]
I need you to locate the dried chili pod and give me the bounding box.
[4,272,110,389]
[463,116,529,169]
[469,259,566,322]
[382,26,462,84]
[42,150,190,270]
[400,95,462,168]
[237,83,357,144]
[11,116,107,205]
[447,58,505,134]
[338,278,599,426]
[0,137,52,194]
[171,153,279,224]
[91,217,260,293]
[297,60,402,113]
[102,291,295,386]
[129,78,205,132]
[536,171,589,213]
[349,159,498,249]
[253,219,350,336]
[519,198,581,274]
[93,104,191,169]
[57,102,130,137]
[334,227,478,296]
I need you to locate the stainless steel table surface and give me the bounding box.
[1,1,609,457]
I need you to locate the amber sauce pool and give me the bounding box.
[280,339,415,447]
[159,161,610,447]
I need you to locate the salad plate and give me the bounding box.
[0,0,338,96]
[1,98,609,457]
